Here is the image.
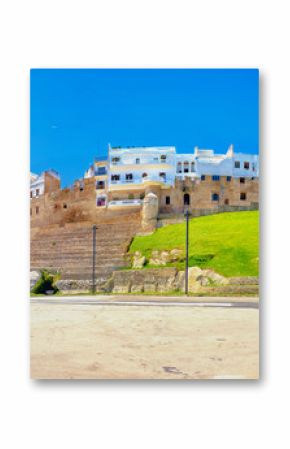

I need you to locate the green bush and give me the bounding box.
[31,270,58,295]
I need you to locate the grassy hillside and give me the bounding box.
[130,211,259,277]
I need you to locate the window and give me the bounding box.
[224,199,229,205]
[63,203,67,209]
[235,161,240,168]
[142,173,148,178]
[201,175,206,181]
[161,155,167,162]
[111,174,120,181]
[36,189,40,196]
[191,162,195,172]
[36,206,39,214]
[177,162,182,173]
[212,175,220,181]
[184,193,190,206]
[244,161,250,169]
[240,192,247,201]
[165,196,170,205]
[240,177,245,184]
[136,158,140,164]
[159,172,166,179]
[212,193,219,202]
[30,191,33,198]
[112,157,120,165]
[96,180,105,189]
[97,196,106,207]
[79,182,84,191]
[97,166,107,175]
[125,173,133,181]
[184,161,189,173]
[226,176,232,182]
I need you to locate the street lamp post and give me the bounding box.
[185,208,189,295]
[92,224,97,294]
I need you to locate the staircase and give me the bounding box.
[30,221,140,288]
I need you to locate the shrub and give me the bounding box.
[31,270,58,295]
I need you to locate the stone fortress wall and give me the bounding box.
[30,145,259,289]
[30,171,258,233]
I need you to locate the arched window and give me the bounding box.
[142,173,148,178]
[191,162,195,172]
[184,193,190,206]
[184,161,189,173]
[177,162,182,173]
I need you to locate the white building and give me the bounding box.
[30,170,60,198]
[105,144,259,189]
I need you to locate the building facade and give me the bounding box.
[30,144,259,229]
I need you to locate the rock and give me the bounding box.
[30,270,41,289]
[170,249,183,261]
[160,251,171,263]
[175,270,185,290]
[144,283,157,293]
[149,251,167,266]
[112,283,131,294]
[149,250,171,266]
[131,284,144,293]
[198,275,211,286]
[55,279,92,293]
[188,267,204,292]
[202,269,229,285]
[132,251,146,268]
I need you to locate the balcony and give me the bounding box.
[108,199,142,207]
[110,175,174,186]
[110,157,174,166]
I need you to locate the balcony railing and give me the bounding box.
[109,175,174,185]
[108,199,142,207]
[110,158,174,166]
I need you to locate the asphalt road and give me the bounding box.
[30,295,259,309]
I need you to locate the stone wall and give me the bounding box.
[159,176,259,214]
[54,267,259,296]
[30,176,142,229]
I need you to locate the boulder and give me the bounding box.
[30,270,41,290]
[202,269,229,285]
[132,251,146,269]
[188,267,204,292]
[149,250,167,266]
[170,248,183,261]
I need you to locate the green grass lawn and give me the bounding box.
[129,211,259,277]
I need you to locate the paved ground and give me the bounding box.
[30,296,259,380]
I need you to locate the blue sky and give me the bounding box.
[30,69,259,187]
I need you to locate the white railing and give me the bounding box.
[109,175,175,186]
[108,199,142,207]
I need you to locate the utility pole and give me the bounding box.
[185,208,189,295]
[92,224,97,294]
